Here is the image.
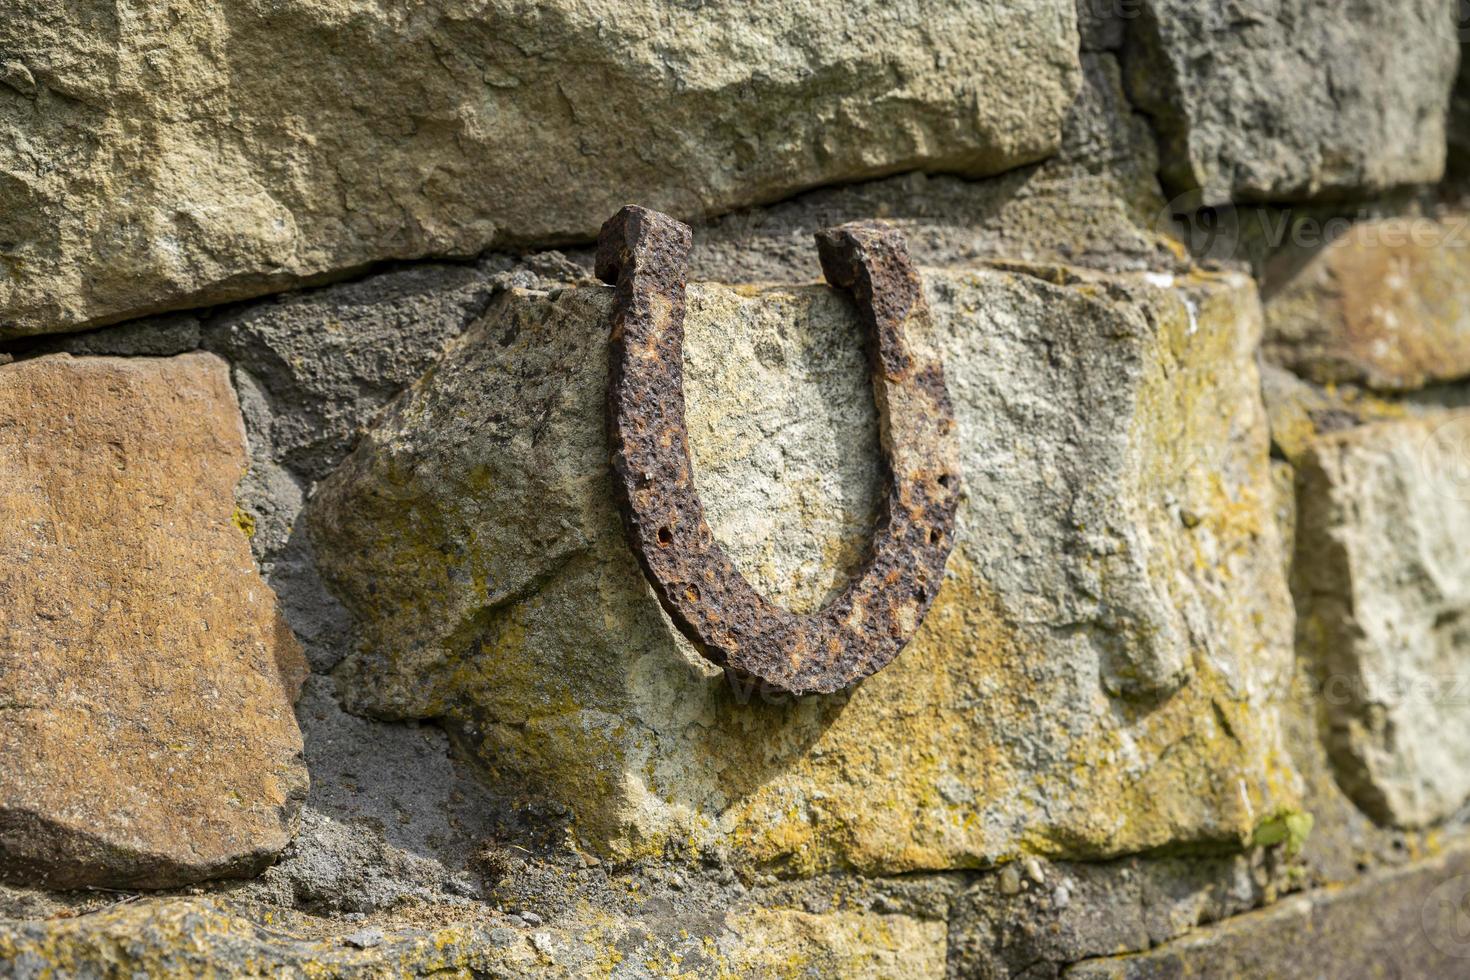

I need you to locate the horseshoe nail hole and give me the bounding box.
[929,528,943,545]
[937,473,954,489]
[657,527,674,546]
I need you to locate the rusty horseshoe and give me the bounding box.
[598,206,960,696]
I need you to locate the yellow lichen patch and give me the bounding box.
[717,555,1026,874]
[0,898,530,978]
[721,907,947,979]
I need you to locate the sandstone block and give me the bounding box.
[0,354,308,889]
[1124,0,1456,204]
[0,0,1080,338]
[311,263,1296,874]
[1294,412,1470,827]
[1263,216,1470,391]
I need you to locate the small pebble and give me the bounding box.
[530,932,555,957]
[343,927,383,950]
[520,911,544,926]
[446,873,479,897]
[1024,858,1045,884]
[999,866,1022,896]
[1053,885,1071,910]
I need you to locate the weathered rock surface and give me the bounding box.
[238,676,499,914]
[1293,411,1470,828]
[211,255,590,676]
[1067,840,1470,978]
[1123,0,1456,204]
[0,0,1080,338]
[311,262,1297,873]
[1262,216,1470,390]
[0,893,946,978]
[0,354,308,889]
[1259,363,1407,465]
[690,52,1174,282]
[946,853,1271,978]
[205,260,515,489]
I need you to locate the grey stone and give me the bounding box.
[947,855,1269,978]
[231,676,500,914]
[1294,411,1470,827]
[1076,0,1138,51]
[689,53,1173,284]
[1066,841,1470,978]
[0,0,1081,338]
[205,260,508,486]
[3,314,201,360]
[309,262,1295,873]
[1123,0,1457,204]
[341,927,383,949]
[206,259,514,671]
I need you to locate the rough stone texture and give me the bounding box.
[1067,840,1470,978]
[1123,0,1457,204]
[204,260,515,489]
[1293,411,1470,828]
[689,53,1174,283]
[2,313,202,360]
[310,263,1297,874]
[1259,363,1405,465]
[235,676,497,914]
[0,0,1080,338]
[4,0,1470,971]
[0,893,947,978]
[1262,216,1470,391]
[0,354,308,889]
[946,854,1272,978]
[205,258,525,674]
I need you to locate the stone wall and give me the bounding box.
[2,2,1470,976]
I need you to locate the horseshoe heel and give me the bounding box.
[598,205,961,696]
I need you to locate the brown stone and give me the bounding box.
[0,353,308,889]
[1263,216,1470,391]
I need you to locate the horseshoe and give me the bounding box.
[598,206,960,696]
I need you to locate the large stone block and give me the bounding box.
[0,0,1080,338]
[687,51,1172,282]
[1294,412,1470,827]
[311,261,1297,874]
[1263,216,1470,391]
[0,354,308,889]
[0,892,946,978]
[1124,0,1456,204]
